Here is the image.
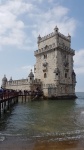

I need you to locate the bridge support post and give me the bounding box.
[4,101,6,113]
[22,95,23,103]
[2,102,3,109]
[25,95,26,102]
[0,103,1,116]
[7,100,10,110]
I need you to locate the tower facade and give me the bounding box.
[34,26,76,97]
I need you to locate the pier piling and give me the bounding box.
[0,90,18,116]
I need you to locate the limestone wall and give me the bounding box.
[35,48,58,85]
[38,35,57,49]
[5,78,42,91]
[6,83,30,91]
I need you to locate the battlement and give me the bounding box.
[6,79,29,86]
[38,32,55,43]
[34,42,74,56]
[58,43,75,55]
[58,32,71,42]
[37,27,71,43]
[6,78,41,86]
[34,43,56,56]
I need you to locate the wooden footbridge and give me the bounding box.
[0,89,43,116]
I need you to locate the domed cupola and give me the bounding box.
[9,77,12,82]
[2,75,7,81]
[28,69,34,83]
[1,75,7,88]
[37,35,41,43]
[9,77,12,85]
[54,26,59,33]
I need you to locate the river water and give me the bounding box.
[0,92,84,150]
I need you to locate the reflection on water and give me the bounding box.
[0,92,84,148]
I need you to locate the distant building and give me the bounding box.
[2,26,76,98]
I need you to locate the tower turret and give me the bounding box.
[72,70,76,84]
[1,75,7,89]
[37,35,41,44]
[68,33,71,44]
[54,26,59,33]
[9,77,12,85]
[28,70,34,83]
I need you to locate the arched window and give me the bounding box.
[44,73,47,78]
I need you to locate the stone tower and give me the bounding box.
[34,26,76,98]
[28,69,34,83]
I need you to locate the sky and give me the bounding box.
[0,0,84,92]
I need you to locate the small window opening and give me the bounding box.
[44,54,47,59]
[65,73,67,78]
[44,73,47,78]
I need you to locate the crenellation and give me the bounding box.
[58,43,75,55]
[58,32,71,42]
[6,79,29,86]
[34,43,74,56]
[38,32,55,43]
[38,30,70,44]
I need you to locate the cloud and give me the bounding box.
[0,0,34,50]
[31,5,77,38]
[32,0,53,3]
[21,65,34,76]
[0,76,2,88]
[0,65,34,81]
[0,0,77,51]
[75,67,84,74]
[74,49,84,74]
[21,65,34,72]
[1,0,34,15]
